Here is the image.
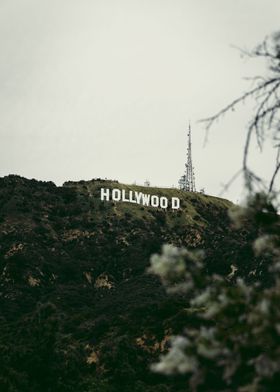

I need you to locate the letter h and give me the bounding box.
[101,188,110,201]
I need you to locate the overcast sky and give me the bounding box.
[0,0,279,202]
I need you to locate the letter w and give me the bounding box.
[141,193,150,206]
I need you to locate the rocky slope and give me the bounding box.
[0,175,253,392]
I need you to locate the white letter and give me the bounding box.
[135,191,142,204]
[171,197,180,209]
[151,195,159,207]
[141,193,151,206]
[160,197,168,209]
[101,188,110,201]
[129,191,136,203]
[112,188,121,201]
[122,189,130,202]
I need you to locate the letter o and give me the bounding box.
[160,197,168,209]
[112,188,121,201]
[151,195,159,207]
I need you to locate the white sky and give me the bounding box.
[0,0,279,202]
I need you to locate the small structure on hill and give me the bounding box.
[178,124,196,192]
[144,179,150,187]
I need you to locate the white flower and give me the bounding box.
[191,288,211,307]
[151,336,197,375]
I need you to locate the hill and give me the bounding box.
[0,175,253,392]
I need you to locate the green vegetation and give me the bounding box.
[64,179,232,228]
[149,193,280,391]
[0,175,245,392]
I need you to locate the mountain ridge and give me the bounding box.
[0,175,251,392]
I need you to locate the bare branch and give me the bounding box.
[199,78,279,132]
[219,169,242,196]
[269,147,280,193]
[200,33,280,196]
[252,81,280,149]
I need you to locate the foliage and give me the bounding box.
[148,197,280,390]
[0,175,242,391]
[149,31,280,388]
[147,31,280,390]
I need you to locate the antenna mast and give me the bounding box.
[178,123,196,192]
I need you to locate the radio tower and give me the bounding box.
[178,123,196,192]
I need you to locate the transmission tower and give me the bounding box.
[178,124,196,192]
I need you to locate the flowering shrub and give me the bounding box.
[148,193,280,391]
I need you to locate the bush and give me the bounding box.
[148,193,280,391]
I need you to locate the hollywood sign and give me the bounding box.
[100,188,180,209]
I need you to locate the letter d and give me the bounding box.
[171,197,180,209]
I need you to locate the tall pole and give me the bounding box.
[178,123,196,192]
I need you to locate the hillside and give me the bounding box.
[0,175,253,392]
